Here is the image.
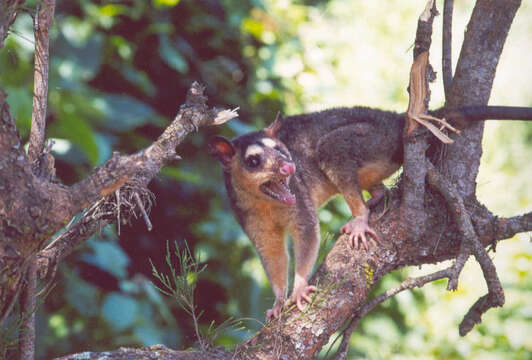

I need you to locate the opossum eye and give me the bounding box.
[245,155,261,168]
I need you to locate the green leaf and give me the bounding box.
[101,293,138,331]
[159,35,189,74]
[93,132,113,165]
[48,111,99,165]
[81,238,130,279]
[65,272,99,317]
[4,87,32,138]
[119,65,156,96]
[227,119,256,135]
[54,27,103,82]
[94,94,164,131]
[152,0,180,8]
[134,325,164,346]
[241,18,264,40]
[160,166,203,184]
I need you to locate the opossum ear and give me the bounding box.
[208,136,235,166]
[264,111,283,137]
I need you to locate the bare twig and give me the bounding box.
[27,0,55,165]
[134,192,153,231]
[493,212,532,240]
[442,0,454,100]
[116,188,121,235]
[332,268,452,360]
[18,258,37,360]
[446,246,468,291]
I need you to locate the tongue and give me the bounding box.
[282,193,296,205]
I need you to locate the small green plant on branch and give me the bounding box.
[150,241,246,352]
[150,241,207,351]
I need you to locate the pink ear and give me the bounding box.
[208,136,235,165]
[264,111,283,137]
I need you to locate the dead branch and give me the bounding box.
[66,83,237,216]
[35,83,235,278]
[400,0,437,240]
[134,192,153,231]
[0,82,238,326]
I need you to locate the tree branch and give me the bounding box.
[66,83,236,216]
[442,0,521,197]
[442,0,454,101]
[1,82,237,324]
[401,0,437,240]
[493,212,532,241]
[36,83,237,277]
[18,258,37,360]
[426,162,504,335]
[27,0,55,166]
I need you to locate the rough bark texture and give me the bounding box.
[1,0,530,359]
[440,0,521,196]
[27,0,55,164]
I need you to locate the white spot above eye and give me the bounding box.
[244,144,264,158]
[261,138,277,148]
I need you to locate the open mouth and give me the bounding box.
[260,177,296,205]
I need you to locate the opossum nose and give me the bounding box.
[280,162,295,176]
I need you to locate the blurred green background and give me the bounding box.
[0,0,531,359]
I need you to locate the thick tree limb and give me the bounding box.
[27,0,55,166]
[442,0,521,197]
[54,344,231,360]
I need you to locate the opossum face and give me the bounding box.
[209,132,296,205]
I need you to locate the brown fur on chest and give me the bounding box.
[238,196,289,246]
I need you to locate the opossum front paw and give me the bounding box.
[341,217,379,250]
[289,283,317,312]
[266,297,285,321]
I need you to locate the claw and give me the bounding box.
[341,217,379,250]
[266,296,284,321]
[289,284,317,312]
